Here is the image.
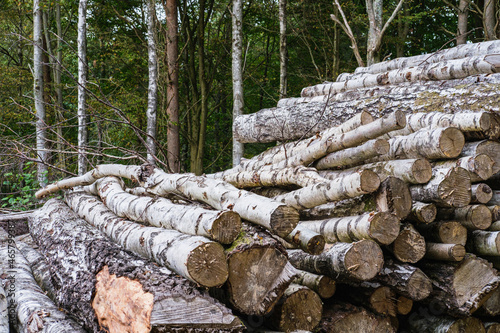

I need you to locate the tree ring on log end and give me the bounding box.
[474,154,495,181]
[360,111,375,126]
[360,170,381,193]
[412,159,433,184]
[344,240,383,281]
[439,127,465,158]
[439,221,467,245]
[210,211,242,244]
[370,286,396,316]
[396,296,413,315]
[392,225,426,263]
[317,277,336,299]
[270,205,300,238]
[407,269,433,301]
[187,242,229,287]
[449,244,466,261]
[369,212,400,245]
[278,288,322,332]
[470,205,493,230]
[437,167,471,208]
[306,234,326,255]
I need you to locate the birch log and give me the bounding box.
[0,284,7,333]
[35,164,299,238]
[0,244,86,332]
[29,199,244,332]
[298,212,400,245]
[65,191,229,287]
[461,140,500,174]
[477,288,500,316]
[489,191,500,205]
[287,240,384,281]
[285,224,325,254]
[301,55,500,98]
[467,231,500,256]
[472,183,493,204]
[410,167,471,207]
[407,202,437,224]
[489,205,500,221]
[387,223,426,264]
[416,221,468,245]
[293,270,336,299]
[406,314,485,333]
[336,285,397,317]
[419,254,500,317]
[437,205,493,230]
[87,176,241,244]
[319,158,432,184]
[424,243,466,261]
[433,154,494,182]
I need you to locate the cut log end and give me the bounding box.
[211,211,242,244]
[407,269,433,301]
[472,183,493,204]
[270,205,300,238]
[394,110,407,128]
[360,170,381,193]
[369,212,400,245]
[412,159,433,184]
[438,127,465,158]
[360,110,375,125]
[392,224,426,264]
[374,139,390,155]
[345,240,384,281]
[439,221,468,245]
[396,296,413,315]
[377,177,412,220]
[449,317,486,333]
[304,234,326,255]
[187,242,229,287]
[411,202,437,224]
[474,154,495,180]
[437,167,472,208]
[370,286,397,316]
[470,205,494,230]
[316,277,336,299]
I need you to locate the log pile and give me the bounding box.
[2,41,500,332]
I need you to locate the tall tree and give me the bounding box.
[279,0,287,99]
[232,0,244,166]
[77,0,88,175]
[146,0,158,164]
[483,0,497,40]
[33,0,48,186]
[457,0,469,44]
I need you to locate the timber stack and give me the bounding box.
[2,41,500,333]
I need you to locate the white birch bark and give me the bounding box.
[0,245,86,332]
[318,158,432,184]
[487,191,500,206]
[0,284,7,333]
[471,183,493,204]
[274,170,380,210]
[65,191,229,287]
[469,230,500,256]
[33,0,47,186]
[35,164,298,238]
[232,0,244,165]
[284,224,325,255]
[293,270,336,299]
[84,176,241,244]
[279,0,287,99]
[301,55,500,98]
[146,0,158,164]
[77,0,88,175]
[433,154,494,182]
[424,243,466,262]
[299,212,400,245]
[314,139,389,170]
[461,140,500,174]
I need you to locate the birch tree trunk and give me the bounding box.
[284,224,325,255]
[433,154,494,183]
[437,205,493,230]
[457,0,469,45]
[29,199,244,332]
[146,0,158,164]
[33,0,48,186]
[468,230,500,256]
[65,191,229,287]
[77,0,88,175]
[232,0,244,166]
[471,183,493,204]
[279,0,287,99]
[484,0,497,40]
[425,243,466,262]
[461,140,500,174]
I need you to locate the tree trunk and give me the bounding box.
[409,167,471,208]
[314,139,389,170]
[54,0,65,169]
[231,0,244,166]
[284,224,325,255]
[461,140,500,174]
[477,288,500,316]
[406,314,485,333]
[298,212,400,245]
[418,254,500,316]
[407,201,437,224]
[484,0,497,40]
[86,176,241,244]
[437,205,493,230]
[77,0,88,175]
[425,243,466,262]
[293,270,336,299]
[0,284,7,333]
[287,240,384,282]
[35,164,299,238]
[471,183,493,204]
[387,223,426,264]
[265,284,322,332]
[457,0,469,44]
[0,244,86,332]
[416,221,468,245]
[433,154,494,182]
[319,158,432,184]
[33,0,48,186]
[146,0,158,164]
[467,230,500,256]
[29,199,244,332]
[279,0,287,99]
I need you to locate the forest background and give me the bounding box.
[0,0,498,210]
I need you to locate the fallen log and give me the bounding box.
[336,285,397,317]
[407,201,437,224]
[0,284,7,333]
[293,270,336,299]
[433,154,494,182]
[418,254,500,316]
[472,183,494,204]
[415,220,468,245]
[467,230,500,256]
[437,205,492,230]
[410,167,471,208]
[66,191,229,287]
[265,284,323,332]
[35,164,299,238]
[405,313,485,333]
[0,244,86,332]
[86,176,241,244]
[387,223,426,264]
[318,158,432,184]
[298,212,400,245]
[476,288,500,317]
[461,140,500,174]
[287,240,384,282]
[29,199,244,332]
[424,243,466,262]
[284,224,325,255]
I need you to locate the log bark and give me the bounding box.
[319,158,432,184]
[293,270,336,299]
[284,224,325,255]
[476,288,500,317]
[373,257,433,301]
[461,140,500,174]
[274,170,380,210]
[490,221,500,231]
[35,164,299,238]
[488,191,500,206]
[301,55,500,98]
[424,243,466,262]
[415,220,468,245]
[489,205,500,221]
[418,254,500,316]
[66,191,229,288]
[266,284,323,332]
[387,223,426,264]
[467,230,500,256]
[406,314,485,333]
[336,285,397,317]
[407,201,437,224]
[437,205,493,230]
[314,139,389,170]
[472,183,493,204]
[0,244,86,332]
[29,199,244,332]
[0,284,7,333]
[298,212,400,245]
[485,322,500,333]
[87,176,241,244]
[410,167,471,208]
[287,240,384,282]
[434,154,494,183]
[223,223,298,316]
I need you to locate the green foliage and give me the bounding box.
[1,162,46,211]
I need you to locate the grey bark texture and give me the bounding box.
[146,0,158,163]
[232,0,244,166]
[77,0,88,175]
